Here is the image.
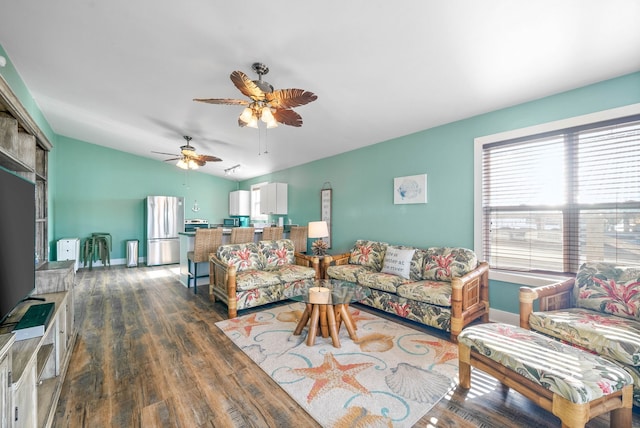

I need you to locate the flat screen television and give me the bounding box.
[0,166,36,325]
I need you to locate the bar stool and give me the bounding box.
[230,227,255,244]
[187,228,222,294]
[289,226,308,253]
[261,226,283,240]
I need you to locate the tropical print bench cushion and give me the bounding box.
[422,247,477,281]
[575,262,640,321]
[528,307,640,367]
[458,323,633,404]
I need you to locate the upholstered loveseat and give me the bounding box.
[209,239,320,317]
[324,240,490,341]
[520,261,640,407]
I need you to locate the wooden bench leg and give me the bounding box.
[609,385,633,428]
[458,342,471,389]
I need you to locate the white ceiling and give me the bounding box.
[1,1,639,180]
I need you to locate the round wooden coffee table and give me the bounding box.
[289,279,370,348]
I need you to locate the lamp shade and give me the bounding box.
[308,221,329,239]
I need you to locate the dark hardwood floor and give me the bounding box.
[53,265,640,427]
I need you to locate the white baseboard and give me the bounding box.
[489,308,519,326]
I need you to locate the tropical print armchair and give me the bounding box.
[520,261,640,407]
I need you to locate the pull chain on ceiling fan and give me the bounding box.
[194,62,318,128]
[152,135,222,170]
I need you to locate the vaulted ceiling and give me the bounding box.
[1,1,639,179]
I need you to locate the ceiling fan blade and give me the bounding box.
[273,108,303,127]
[193,98,249,106]
[230,70,266,101]
[163,157,181,162]
[197,154,222,162]
[267,88,318,109]
[152,151,180,156]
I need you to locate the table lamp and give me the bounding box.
[308,221,329,256]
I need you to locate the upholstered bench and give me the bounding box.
[458,323,633,428]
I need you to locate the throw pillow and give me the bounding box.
[381,247,415,279]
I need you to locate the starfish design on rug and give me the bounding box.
[222,313,271,337]
[291,352,374,403]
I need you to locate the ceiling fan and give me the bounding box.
[194,62,318,128]
[153,135,222,170]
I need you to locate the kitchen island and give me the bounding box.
[178,228,286,288]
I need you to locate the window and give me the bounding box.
[250,182,268,221]
[477,110,640,276]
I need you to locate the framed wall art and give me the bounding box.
[394,174,427,204]
[321,188,332,248]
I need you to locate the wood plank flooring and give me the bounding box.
[53,265,640,427]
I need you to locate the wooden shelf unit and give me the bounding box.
[0,262,76,428]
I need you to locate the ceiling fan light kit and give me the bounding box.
[194,62,317,128]
[152,135,222,171]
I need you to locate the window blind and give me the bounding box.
[482,115,640,274]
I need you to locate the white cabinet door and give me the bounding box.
[0,351,10,428]
[229,191,250,216]
[260,183,288,215]
[12,360,36,428]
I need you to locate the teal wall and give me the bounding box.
[52,136,237,260]
[245,72,640,255]
[243,72,640,315]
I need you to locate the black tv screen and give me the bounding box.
[0,166,36,324]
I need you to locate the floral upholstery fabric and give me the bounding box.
[348,240,388,271]
[423,247,477,281]
[529,308,640,367]
[217,243,262,272]
[458,323,633,405]
[259,239,295,269]
[236,279,310,311]
[274,264,316,283]
[574,262,640,321]
[397,280,452,307]
[236,270,281,291]
[357,271,409,293]
[326,264,372,283]
[361,289,452,331]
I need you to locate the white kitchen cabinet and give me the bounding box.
[229,190,250,216]
[260,183,288,215]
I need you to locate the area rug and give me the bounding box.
[215,302,459,427]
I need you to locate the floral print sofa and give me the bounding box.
[324,240,490,341]
[209,239,319,318]
[520,261,640,407]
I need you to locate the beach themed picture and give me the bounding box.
[394,174,427,204]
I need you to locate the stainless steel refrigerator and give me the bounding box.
[146,196,184,266]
